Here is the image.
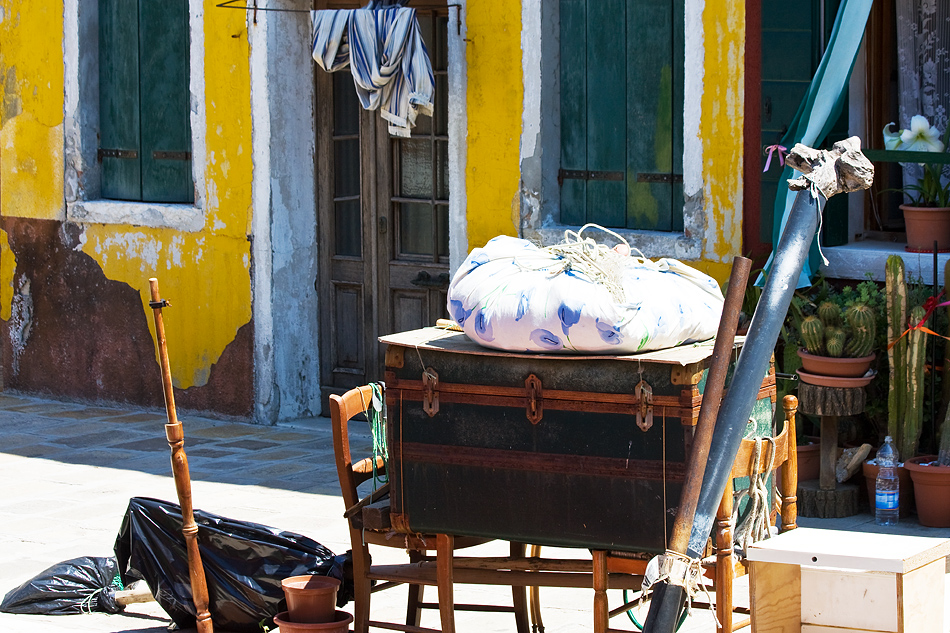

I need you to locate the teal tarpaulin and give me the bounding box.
[759,0,873,288]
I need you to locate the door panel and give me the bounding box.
[318,11,449,408]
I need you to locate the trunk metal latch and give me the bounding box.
[635,379,653,432]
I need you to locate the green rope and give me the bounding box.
[366,382,388,489]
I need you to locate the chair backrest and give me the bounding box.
[329,385,387,514]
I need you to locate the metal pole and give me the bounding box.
[643,190,822,633]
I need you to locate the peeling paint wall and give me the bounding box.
[0,0,65,221]
[700,0,745,268]
[0,0,256,417]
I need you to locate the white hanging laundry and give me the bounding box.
[311,6,434,137]
[447,231,725,355]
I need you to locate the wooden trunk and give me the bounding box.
[382,328,776,553]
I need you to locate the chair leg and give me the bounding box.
[352,539,373,633]
[716,479,735,633]
[510,542,530,633]
[407,549,425,627]
[436,533,456,633]
[593,550,608,633]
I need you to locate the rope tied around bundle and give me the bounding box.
[732,435,777,556]
[634,550,720,631]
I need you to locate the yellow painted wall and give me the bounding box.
[81,4,254,390]
[464,0,523,252]
[0,1,253,391]
[700,0,745,269]
[0,0,65,221]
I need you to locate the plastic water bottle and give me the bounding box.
[875,436,899,526]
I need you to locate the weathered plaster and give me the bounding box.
[0,229,16,321]
[249,3,320,422]
[465,0,522,251]
[69,1,254,393]
[0,0,65,222]
[447,2,468,274]
[80,227,251,390]
[700,0,744,268]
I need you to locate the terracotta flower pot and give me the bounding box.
[281,575,340,623]
[797,349,875,378]
[273,610,353,633]
[901,204,950,253]
[797,436,821,482]
[904,455,950,527]
[861,460,914,518]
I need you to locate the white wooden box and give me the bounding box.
[746,527,949,633]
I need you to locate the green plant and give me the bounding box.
[885,254,931,461]
[797,285,879,358]
[883,115,950,208]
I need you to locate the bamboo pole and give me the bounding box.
[148,278,214,633]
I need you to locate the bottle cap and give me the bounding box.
[885,436,892,442]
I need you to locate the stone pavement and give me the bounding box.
[0,391,947,633]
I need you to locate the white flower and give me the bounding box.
[883,123,903,150]
[898,114,946,153]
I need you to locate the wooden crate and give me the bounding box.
[747,527,950,633]
[381,327,776,553]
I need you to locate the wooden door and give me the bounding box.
[317,11,450,406]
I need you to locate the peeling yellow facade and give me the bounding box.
[0,0,65,222]
[0,230,14,321]
[1,1,253,391]
[701,0,745,268]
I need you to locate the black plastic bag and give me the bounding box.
[114,497,349,633]
[1,556,123,615]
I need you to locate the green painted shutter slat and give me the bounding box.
[99,0,142,200]
[625,0,680,231]
[559,0,684,232]
[559,0,588,226]
[670,0,684,232]
[139,0,193,203]
[585,0,626,227]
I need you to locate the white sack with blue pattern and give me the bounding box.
[447,235,724,354]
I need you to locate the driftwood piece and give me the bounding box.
[785,136,875,199]
[836,443,872,483]
[798,382,866,417]
[797,480,860,518]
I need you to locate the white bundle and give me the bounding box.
[447,229,724,354]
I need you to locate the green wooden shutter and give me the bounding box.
[99,0,193,203]
[139,0,193,203]
[559,0,684,231]
[760,0,846,245]
[99,0,142,200]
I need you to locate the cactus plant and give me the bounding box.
[824,327,846,357]
[817,301,841,327]
[798,299,875,359]
[800,316,825,355]
[844,304,877,358]
[885,255,908,446]
[903,304,928,461]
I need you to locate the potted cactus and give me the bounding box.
[797,300,877,379]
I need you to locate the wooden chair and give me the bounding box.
[583,395,799,633]
[703,393,799,633]
[330,384,530,633]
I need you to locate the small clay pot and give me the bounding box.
[273,610,353,633]
[861,460,914,518]
[796,437,821,482]
[904,455,950,527]
[281,575,340,623]
[797,349,875,378]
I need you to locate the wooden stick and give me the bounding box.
[149,278,214,633]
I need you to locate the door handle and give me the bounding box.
[410,271,450,289]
